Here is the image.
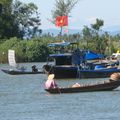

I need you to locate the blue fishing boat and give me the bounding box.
[43,41,120,79]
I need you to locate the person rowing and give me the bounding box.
[45,74,58,89]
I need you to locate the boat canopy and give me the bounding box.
[49,51,104,60]
[49,53,71,57]
[48,41,78,47]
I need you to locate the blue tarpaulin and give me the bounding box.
[85,51,104,60]
[49,51,104,60]
[48,41,78,47]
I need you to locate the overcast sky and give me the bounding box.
[19,0,120,30]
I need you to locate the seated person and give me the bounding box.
[45,74,58,89]
[32,65,38,72]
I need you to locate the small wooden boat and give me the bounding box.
[1,49,45,75]
[45,79,120,94]
[1,69,44,75]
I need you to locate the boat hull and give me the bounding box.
[45,79,120,94]
[44,65,120,79]
[1,69,44,75]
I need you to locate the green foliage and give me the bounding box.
[0,14,21,39]
[52,0,78,18]
[0,37,53,63]
[0,0,41,40]
[13,0,42,39]
[82,26,92,48]
[26,41,50,62]
[81,18,107,54]
[0,0,12,14]
[0,0,21,39]
[0,37,20,63]
[0,32,120,64]
[0,37,19,52]
[12,40,27,62]
[91,18,104,31]
[25,40,47,62]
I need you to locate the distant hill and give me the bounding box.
[103,25,120,32]
[42,26,120,36]
[103,25,120,35]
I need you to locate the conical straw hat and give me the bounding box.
[48,74,55,80]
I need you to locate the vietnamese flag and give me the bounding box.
[55,16,68,27]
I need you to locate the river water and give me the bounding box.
[0,63,120,120]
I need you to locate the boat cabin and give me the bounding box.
[49,53,72,65]
[47,41,79,66]
[47,41,105,67]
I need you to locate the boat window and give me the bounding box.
[55,56,72,65]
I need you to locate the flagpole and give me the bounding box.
[60,27,63,40]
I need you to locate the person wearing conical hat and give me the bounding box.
[45,74,58,89]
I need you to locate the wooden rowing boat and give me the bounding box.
[1,69,44,75]
[45,79,120,94]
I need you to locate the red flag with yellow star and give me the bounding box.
[55,16,68,27]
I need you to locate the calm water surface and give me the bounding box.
[0,63,120,120]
